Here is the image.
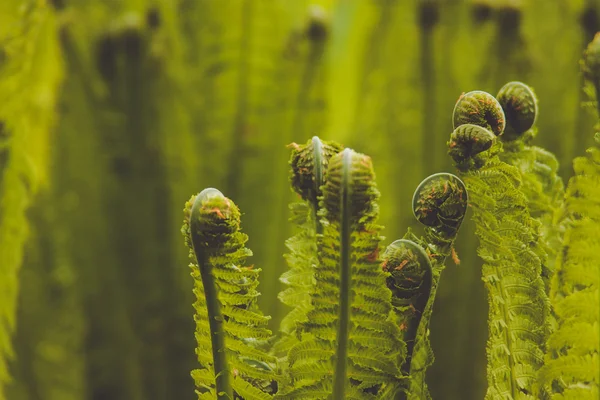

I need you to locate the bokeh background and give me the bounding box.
[1,0,598,399]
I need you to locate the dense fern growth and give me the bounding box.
[449,91,551,399]
[278,149,404,399]
[402,173,468,399]
[275,137,343,355]
[182,189,277,399]
[0,2,63,397]
[496,81,565,291]
[537,34,600,399]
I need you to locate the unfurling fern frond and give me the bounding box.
[278,149,404,399]
[182,189,277,399]
[381,239,432,400]
[538,35,600,400]
[448,92,551,400]
[401,173,468,399]
[275,137,343,354]
[496,81,565,292]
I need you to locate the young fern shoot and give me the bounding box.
[381,239,432,400]
[182,189,277,400]
[278,149,404,399]
[402,173,468,399]
[275,136,343,355]
[449,91,551,400]
[496,81,565,291]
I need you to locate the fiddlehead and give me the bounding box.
[289,136,345,214]
[412,173,468,248]
[382,239,432,398]
[183,189,276,399]
[449,92,551,399]
[448,123,496,172]
[279,149,403,399]
[452,90,506,137]
[496,81,538,142]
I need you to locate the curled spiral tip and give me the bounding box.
[382,239,432,295]
[453,90,506,136]
[448,124,496,171]
[289,136,344,205]
[412,173,468,237]
[496,81,538,141]
[583,32,600,84]
[321,148,378,224]
[185,188,240,252]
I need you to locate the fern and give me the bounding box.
[449,91,551,399]
[537,34,600,400]
[400,173,468,399]
[274,137,343,355]
[496,81,565,291]
[278,148,404,399]
[381,239,432,400]
[182,188,277,399]
[0,2,63,397]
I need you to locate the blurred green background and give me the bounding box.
[0,0,598,399]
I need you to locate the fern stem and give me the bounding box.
[312,136,324,235]
[189,189,233,400]
[332,149,352,400]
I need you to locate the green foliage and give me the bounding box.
[183,189,277,399]
[448,92,551,399]
[538,36,600,399]
[0,2,63,398]
[1,2,598,400]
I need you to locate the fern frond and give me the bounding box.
[538,35,600,400]
[449,92,551,399]
[400,173,468,399]
[381,239,432,399]
[278,149,404,399]
[274,137,343,355]
[497,81,565,292]
[183,189,277,399]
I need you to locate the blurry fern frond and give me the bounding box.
[449,107,551,398]
[0,2,63,397]
[183,189,278,399]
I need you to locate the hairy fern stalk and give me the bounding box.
[183,189,277,400]
[449,91,551,399]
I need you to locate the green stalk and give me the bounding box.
[332,149,352,400]
[312,136,324,235]
[189,189,232,400]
